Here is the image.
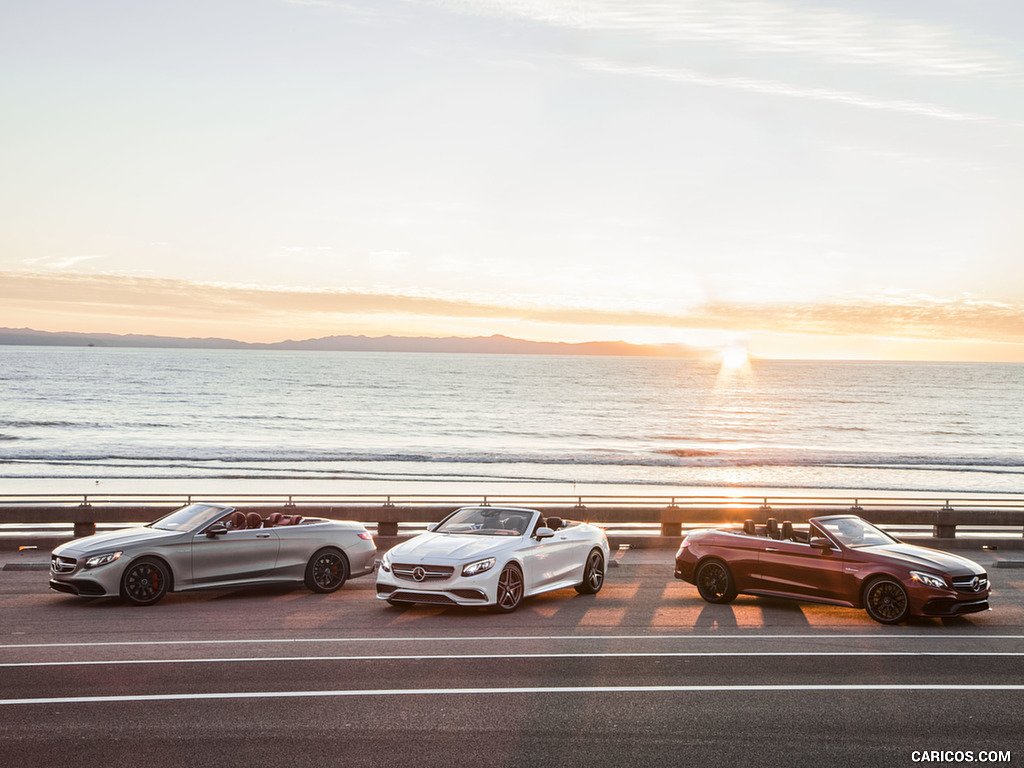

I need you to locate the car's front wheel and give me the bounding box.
[305,548,349,593]
[120,557,170,606]
[575,549,605,594]
[695,559,737,604]
[864,577,910,624]
[492,562,524,613]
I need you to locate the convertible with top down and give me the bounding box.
[376,506,610,612]
[49,502,376,605]
[675,514,990,624]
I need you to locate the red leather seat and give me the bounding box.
[229,511,247,530]
[246,512,263,529]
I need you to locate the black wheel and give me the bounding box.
[695,559,737,604]
[575,549,605,594]
[120,558,170,606]
[864,577,910,624]
[493,562,524,613]
[305,548,349,593]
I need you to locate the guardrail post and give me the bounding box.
[661,504,683,537]
[74,496,96,538]
[935,502,956,539]
[377,503,399,537]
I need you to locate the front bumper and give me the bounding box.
[906,576,991,618]
[49,554,124,598]
[375,566,496,606]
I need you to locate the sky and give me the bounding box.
[2,0,1023,360]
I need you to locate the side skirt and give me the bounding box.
[743,589,856,609]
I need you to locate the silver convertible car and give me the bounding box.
[376,506,610,612]
[49,502,377,605]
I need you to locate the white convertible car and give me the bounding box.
[376,506,610,612]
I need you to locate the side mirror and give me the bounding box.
[809,537,832,551]
[535,527,555,540]
[205,523,229,538]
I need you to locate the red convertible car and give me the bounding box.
[675,514,990,624]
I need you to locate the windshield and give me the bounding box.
[816,517,898,548]
[150,504,230,532]
[434,507,534,536]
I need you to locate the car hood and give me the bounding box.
[53,526,182,556]
[387,532,514,562]
[866,543,985,575]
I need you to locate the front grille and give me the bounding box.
[923,598,989,616]
[48,579,105,596]
[952,574,988,593]
[51,555,77,573]
[392,563,456,583]
[390,591,457,605]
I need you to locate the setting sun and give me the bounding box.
[719,341,751,372]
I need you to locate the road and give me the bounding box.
[2,549,1023,767]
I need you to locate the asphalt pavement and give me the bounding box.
[2,545,1023,767]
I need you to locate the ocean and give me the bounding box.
[2,346,1023,500]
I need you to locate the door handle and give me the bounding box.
[765,547,780,552]
[257,533,271,538]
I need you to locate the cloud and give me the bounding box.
[4,271,1024,344]
[436,0,1017,79]
[573,56,994,123]
[21,255,107,270]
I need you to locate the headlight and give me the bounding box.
[910,570,948,589]
[462,557,495,577]
[84,551,122,569]
[380,552,392,573]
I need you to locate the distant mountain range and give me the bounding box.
[0,327,712,358]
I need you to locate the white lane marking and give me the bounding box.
[3,684,1023,706]
[3,634,1023,650]
[4,651,1024,668]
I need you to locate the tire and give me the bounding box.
[120,558,170,606]
[305,548,349,593]
[492,562,524,613]
[695,559,737,604]
[575,549,605,595]
[864,577,910,625]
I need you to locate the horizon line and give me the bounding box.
[2,326,1021,364]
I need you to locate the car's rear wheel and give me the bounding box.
[864,577,910,624]
[492,562,524,612]
[120,558,170,606]
[695,559,737,604]
[575,549,605,594]
[305,548,349,593]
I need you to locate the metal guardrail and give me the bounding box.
[2,493,1024,540]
